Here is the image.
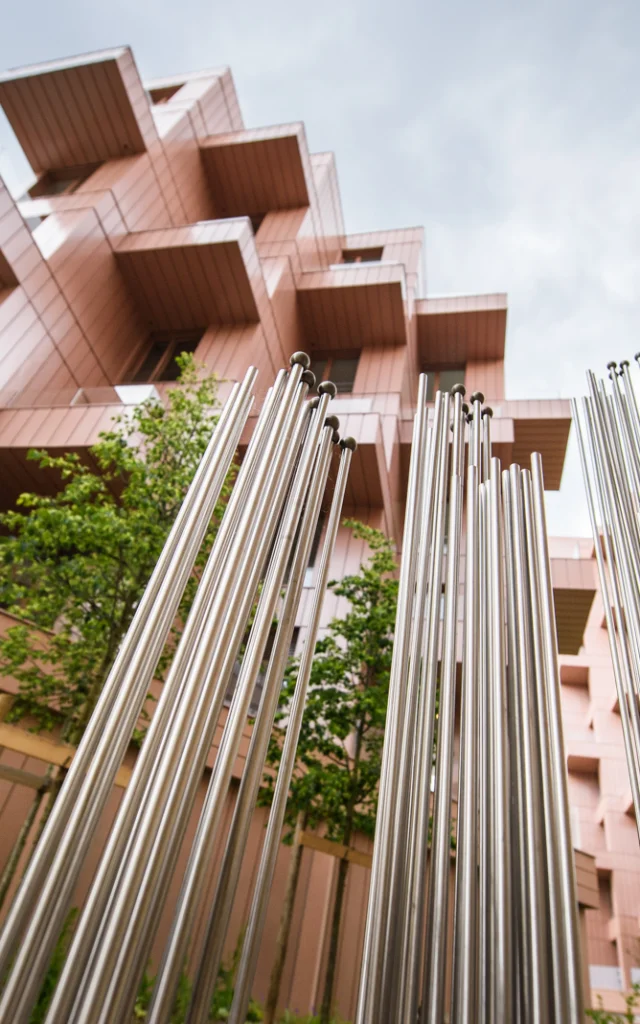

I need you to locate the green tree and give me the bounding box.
[0,355,232,901]
[261,520,398,1024]
[587,983,640,1023]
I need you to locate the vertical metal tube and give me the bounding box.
[0,370,257,1024]
[227,440,355,1024]
[185,428,335,1024]
[45,372,286,1024]
[68,367,310,1024]
[147,406,333,1023]
[421,391,465,1024]
[508,465,549,1024]
[488,459,511,1023]
[451,461,479,1024]
[573,398,640,830]
[531,453,585,1024]
[356,379,429,1024]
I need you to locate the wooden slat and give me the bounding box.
[0,722,131,788]
[299,830,372,869]
[0,764,51,791]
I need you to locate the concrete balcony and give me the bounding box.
[115,220,262,329]
[200,123,311,216]
[399,398,571,490]
[0,384,160,510]
[0,48,154,176]
[297,262,408,350]
[416,293,507,365]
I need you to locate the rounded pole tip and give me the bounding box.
[301,370,316,388]
[620,359,630,369]
[451,383,466,397]
[332,429,341,444]
[318,380,338,398]
[606,360,617,371]
[340,436,357,452]
[482,406,494,418]
[471,390,484,404]
[461,402,470,415]
[325,414,340,430]
[290,351,311,369]
[635,352,640,362]
[309,396,320,410]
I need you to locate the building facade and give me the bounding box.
[0,45,635,1017]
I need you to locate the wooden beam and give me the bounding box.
[299,830,372,869]
[0,763,51,791]
[0,722,131,789]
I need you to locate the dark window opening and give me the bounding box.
[342,246,384,264]
[29,164,102,199]
[250,213,266,236]
[148,84,183,104]
[309,352,360,395]
[127,330,204,384]
[424,366,466,402]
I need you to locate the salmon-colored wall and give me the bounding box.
[0,46,620,1019]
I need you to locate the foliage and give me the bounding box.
[261,520,398,843]
[208,931,263,1021]
[130,934,262,1022]
[0,354,232,746]
[29,908,78,1024]
[277,1014,351,1024]
[587,983,640,1023]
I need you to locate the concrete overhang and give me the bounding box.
[0,48,151,174]
[416,293,507,366]
[298,263,407,350]
[552,557,597,655]
[200,124,311,216]
[115,220,261,329]
[0,386,159,510]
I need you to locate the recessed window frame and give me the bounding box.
[342,246,384,264]
[309,350,361,395]
[126,329,205,385]
[29,163,102,199]
[423,366,466,402]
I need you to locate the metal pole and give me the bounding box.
[227,438,356,1024]
[147,403,335,1023]
[185,424,336,1024]
[421,390,464,1024]
[0,368,257,1024]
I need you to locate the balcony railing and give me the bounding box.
[0,384,160,410]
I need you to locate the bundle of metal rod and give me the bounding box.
[573,357,640,836]
[355,377,583,1024]
[0,353,356,1024]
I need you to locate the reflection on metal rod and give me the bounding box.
[0,358,586,1024]
[355,375,583,1024]
[574,357,640,838]
[0,354,358,1024]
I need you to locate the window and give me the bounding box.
[309,352,360,395]
[249,213,266,236]
[424,366,466,401]
[342,247,383,264]
[127,330,204,384]
[29,164,101,199]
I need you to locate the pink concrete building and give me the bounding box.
[0,45,634,1017]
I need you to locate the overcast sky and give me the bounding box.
[1,0,638,537]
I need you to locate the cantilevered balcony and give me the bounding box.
[200,123,311,217]
[298,263,408,350]
[115,220,261,329]
[416,293,507,365]
[0,385,161,510]
[0,48,155,175]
